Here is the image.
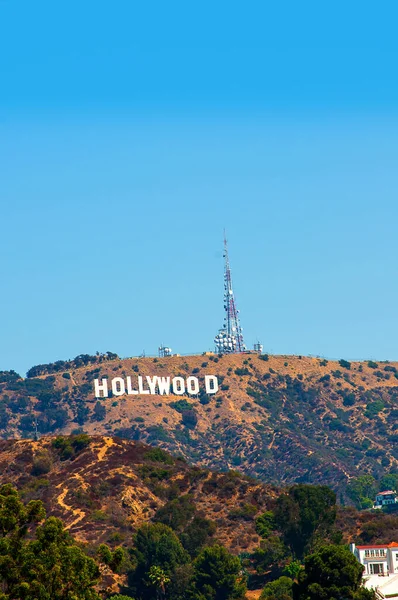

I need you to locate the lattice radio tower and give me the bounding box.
[214,232,246,353]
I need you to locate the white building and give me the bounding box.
[351,543,398,599]
[374,490,398,509]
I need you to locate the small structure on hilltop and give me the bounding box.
[158,344,172,358]
[374,490,398,509]
[214,232,247,354]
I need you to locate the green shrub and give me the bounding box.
[228,503,258,521]
[339,359,351,370]
[235,368,250,376]
[367,361,378,369]
[365,400,385,418]
[170,400,194,413]
[144,447,174,464]
[31,451,53,476]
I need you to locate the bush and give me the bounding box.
[367,361,378,369]
[364,400,384,418]
[93,401,106,421]
[343,393,356,407]
[144,448,174,464]
[31,451,53,476]
[52,434,91,461]
[228,503,258,521]
[339,359,351,370]
[0,370,21,384]
[258,354,269,361]
[170,400,194,413]
[235,368,250,376]
[260,576,293,600]
[181,409,198,429]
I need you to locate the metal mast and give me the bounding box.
[214,233,246,353]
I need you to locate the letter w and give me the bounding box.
[156,377,170,395]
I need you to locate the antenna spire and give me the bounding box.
[214,233,246,353]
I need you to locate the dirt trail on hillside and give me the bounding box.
[97,437,115,461]
[56,486,85,529]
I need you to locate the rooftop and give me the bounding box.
[357,543,398,550]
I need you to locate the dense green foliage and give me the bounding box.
[260,576,293,600]
[293,545,374,600]
[26,352,119,378]
[273,485,337,559]
[0,484,101,600]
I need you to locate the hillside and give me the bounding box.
[1,353,397,495]
[0,435,276,553]
[0,435,396,554]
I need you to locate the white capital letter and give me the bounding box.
[138,376,150,395]
[157,377,170,395]
[126,376,138,395]
[186,376,199,395]
[94,378,108,398]
[146,376,157,395]
[205,375,219,394]
[112,377,126,396]
[172,377,185,395]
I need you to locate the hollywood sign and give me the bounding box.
[94,375,219,398]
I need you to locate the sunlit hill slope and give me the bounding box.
[0,352,397,495]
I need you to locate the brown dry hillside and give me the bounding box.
[0,353,397,494]
[1,436,397,554]
[0,435,277,553]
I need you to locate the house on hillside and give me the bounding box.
[374,490,398,509]
[350,543,398,599]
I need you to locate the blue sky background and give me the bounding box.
[1,1,398,375]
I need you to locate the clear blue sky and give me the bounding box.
[1,1,398,375]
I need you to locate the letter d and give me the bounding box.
[205,375,219,394]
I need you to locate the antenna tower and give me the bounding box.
[214,233,246,353]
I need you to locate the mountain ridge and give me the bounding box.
[1,352,397,496]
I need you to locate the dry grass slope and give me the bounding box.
[1,353,397,493]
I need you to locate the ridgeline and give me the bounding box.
[0,353,397,497]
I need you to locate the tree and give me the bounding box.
[260,576,293,600]
[255,511,276,538]
[0,485,101,600]
[154,495,195,532]
[274,485,337,559]
[283,561,303,580]
[180,516,217,558]
[346,476,376,510]
[379,473,398,492]
[191,545,246,600]
[148,565,170,599]
[253,536,287,575]
[130,523,189,600]
[293,545,375,600]
[93,401,106,421]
